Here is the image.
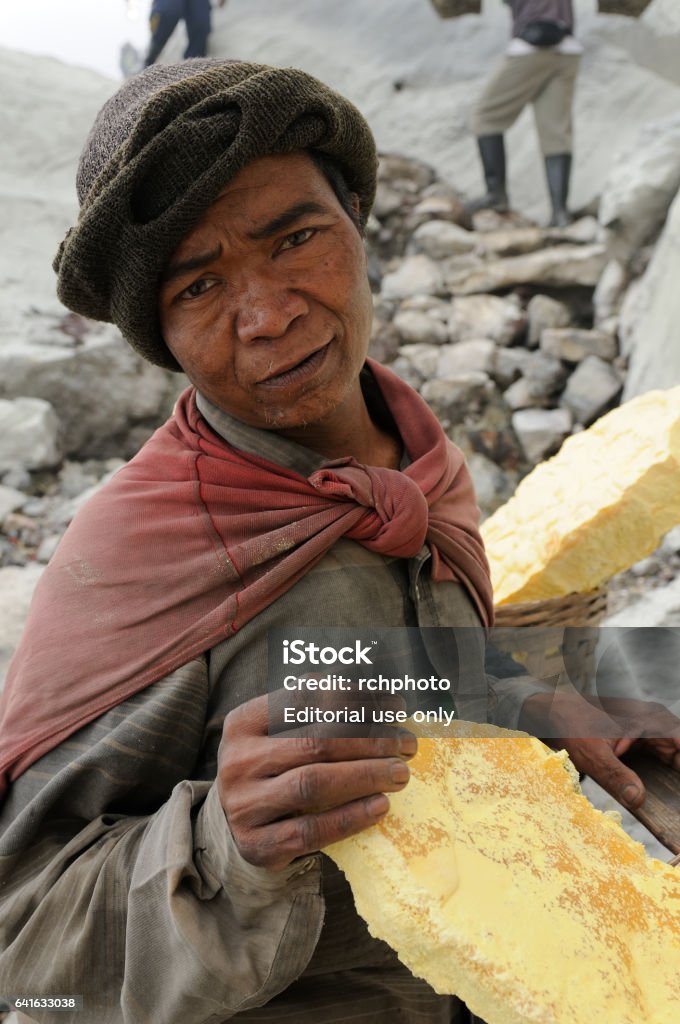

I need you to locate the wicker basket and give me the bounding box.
[491,587,608,692]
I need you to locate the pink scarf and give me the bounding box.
[0,361,493,801]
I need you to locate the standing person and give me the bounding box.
[144,0,226,65]
[467,0,582,226]
[1,58,677,1024]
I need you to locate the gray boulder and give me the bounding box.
[0,320,183,458]
[562,356,623,425]
[623,189,680,397]
[540,328,618,363]
[0,397,62,472]
[512,408,573,464]
[527,294,572,348]
[448,294,525,346]
[598,113,680,258]
[444,244,608,295]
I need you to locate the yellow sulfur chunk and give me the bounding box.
[481,386,680,604]
[325,721,680,1024]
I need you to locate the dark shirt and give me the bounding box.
[508,0,574,36]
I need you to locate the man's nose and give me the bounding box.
[235,273,309,344]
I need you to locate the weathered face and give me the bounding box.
[158,151,373,433]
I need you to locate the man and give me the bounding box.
[0,60,677,1024]
[467,0,581,226]
[144,0,226,65]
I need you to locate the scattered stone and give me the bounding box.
[381,255,444,300]
[420,373,491,424]
[630,555,664,578]
[553,217,600,245]
[593,259,628,325]
[444,244,608,295]
[396,343,440,379]
[526,294,572,348]
[47,460,126,531]
[0,397,62,473]
[0,321,182,458]
[599,112,680,257]
[369,320,401,364]
[540,328,618,363]
[411,194,471,229]
[503,353,567,410]
[393,309,449,345]
[491,347,533,389]
[373,181,405,220]
[399,294,451,320]
[36,533,62,564]
[448,294,525,347]
[1,467,31,491]
[437,339,496,379]
[511,408,573,463]
[0,486,28,522]
[561,356,623,425]
[0,564,44,687]
[622,189,680,399]
[409,219,477,260]
[378,154,436,193]
[660,525,680,557]
[466,453,513,517]
[475,227,548,258]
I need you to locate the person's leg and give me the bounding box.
[183,0,212,59]
[144,0,183,66]
[532,55,581,226]
[468,52,554,213]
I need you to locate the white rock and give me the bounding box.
[437,339,496,379]
[599,113,680,256]
[0,321,183,458]
[448,294,525,346]
[393,309,449,345]
[396,343,440,379]
[593,259,628,325]
[0,397,62,472]
[540,328,618,363]
[604,576,680,629]
[623,189,680,397]
[0,563,44,689]
[561,356,623,425]
[0,485,28,522]
[512,407,573,464]
[444,244,608,295]
[381,255,444,300]
[466,452,510,516]
[527,294,572,348]
[492,347,533,389]
[660,525,680,557]
[48,460,126,531]
[409,219,477,259]
[420,373,491,423]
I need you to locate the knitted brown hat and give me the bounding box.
[54,59,378,371]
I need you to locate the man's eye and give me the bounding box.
[279,227,316,251]
[180,278,217,300]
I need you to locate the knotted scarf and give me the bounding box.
[0,361,493,801]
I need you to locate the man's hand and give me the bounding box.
[519,691,680,810]
[217,693,416,871]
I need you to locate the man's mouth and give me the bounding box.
[256,342,331,389]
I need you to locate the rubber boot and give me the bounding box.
[545,153,572,228]
[465,134,509,214]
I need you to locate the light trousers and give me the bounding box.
[472,50,580,156]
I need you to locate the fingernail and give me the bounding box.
[398,730,417,755]
[390,760,410,784]
[621,784,640,806]
[367,794,389,817]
